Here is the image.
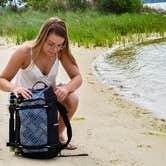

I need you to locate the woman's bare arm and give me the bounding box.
[60,53,83,93]
[0,46,32,98]
[54,53,82,102]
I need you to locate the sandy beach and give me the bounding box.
[0,41,166,166]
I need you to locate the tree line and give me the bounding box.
[0,0,143,14]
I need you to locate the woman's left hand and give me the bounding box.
[54,85,69,102]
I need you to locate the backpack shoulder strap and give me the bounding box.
[57,102,89,157]
[57,102,72,149]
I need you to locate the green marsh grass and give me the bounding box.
[0,9,166,46]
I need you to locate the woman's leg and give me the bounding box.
[58,92,78,146]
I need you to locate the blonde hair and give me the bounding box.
[29,17,77,66]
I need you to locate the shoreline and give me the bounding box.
[92,37,166,120]
[0,42,166,165]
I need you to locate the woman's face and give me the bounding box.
[42,33,65,57]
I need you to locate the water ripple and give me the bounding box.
[93,42,166,119]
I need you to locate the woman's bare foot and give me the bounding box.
[59,136,77,150]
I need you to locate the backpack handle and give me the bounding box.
[32,81,48,90]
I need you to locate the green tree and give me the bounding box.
[25,0,88,11]
[96,0,143,14]
[0,0,26,11]
[67,0,88,10]
[0,0,9,7]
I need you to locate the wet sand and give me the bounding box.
[0,41,166,166]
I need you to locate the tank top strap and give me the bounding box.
[29,47,33,63]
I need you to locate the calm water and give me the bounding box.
[144,0,166,3]
[143,1,166,11]
[93,42,166,119]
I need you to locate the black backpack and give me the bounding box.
[7,81,87,159]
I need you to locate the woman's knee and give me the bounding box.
[64,92,79,111]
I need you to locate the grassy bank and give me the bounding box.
[0,9,166,47]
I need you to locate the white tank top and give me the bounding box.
[15,48,59,88]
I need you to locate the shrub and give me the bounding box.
[96,0,143,14]
[25,0,88,11]
[0,0,9,7]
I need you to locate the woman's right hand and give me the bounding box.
[12,86,32,99]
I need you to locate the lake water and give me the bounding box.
[144,0,166,3]
[143,2,166,11]
[92,41,166,119]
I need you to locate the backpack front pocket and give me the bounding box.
[19,108,48,146]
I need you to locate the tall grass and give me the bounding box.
[0,9,166,46]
